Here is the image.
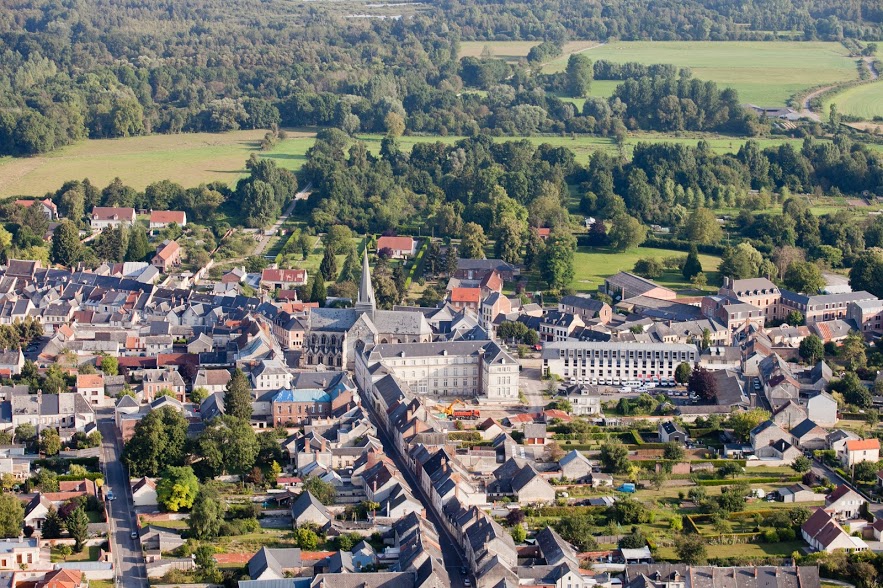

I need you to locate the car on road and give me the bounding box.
[464,579,471,587]
[105,490,114,501]
[131,531,138,540]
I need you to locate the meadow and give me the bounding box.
[823,81,883,120]
[0,130,816,197]
[571,246,722,293]
[461,40,857,106]
[458,40,599,61]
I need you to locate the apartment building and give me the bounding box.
[542,341,698,385]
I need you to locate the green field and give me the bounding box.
[823,81,883,120]
[458,40,600,61]
[0,128,823,198]
[539,41,858,106]
[572,245,722,293]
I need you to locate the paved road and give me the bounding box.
[254,184,312,257]
[97,411,148,588]
[356,389,468,588]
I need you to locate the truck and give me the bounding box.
[452,408,481,419]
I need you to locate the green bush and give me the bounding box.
[763,529,779,543]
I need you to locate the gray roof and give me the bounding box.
[535,526,579,567]
[790,419,825,439]
[606,272,672,296]
[290,491,332,524]
[310,573,415,588]
[624,564,820,588]
[248,547,303,580]
[308,308,360,332]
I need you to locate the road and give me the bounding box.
[98,411,148,588]
[253,183,312,257]
[356,388,468,588]
[800,85,834,122]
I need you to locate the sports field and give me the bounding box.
[572,246,722,293]
[0,130,817,197]
[823,81,883,120]
[538,41,856,106]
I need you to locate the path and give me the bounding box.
[253,183,312,257]
[863,56,880,80]
[97,410,148,588]
[799,85,835,122]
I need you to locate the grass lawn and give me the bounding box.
[823,80,883,120]
[571,245,722,293]
[51,545,101,562]
[655,540,805,560]
[542,41,858,106]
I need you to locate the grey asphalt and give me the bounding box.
[97,411,148,588]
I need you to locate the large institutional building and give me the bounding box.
[542,341,698,385]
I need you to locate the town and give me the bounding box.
[0,199,881,588]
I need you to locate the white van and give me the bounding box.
[618,386,632,393]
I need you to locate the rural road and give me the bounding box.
[254,183,311,257]
[800,85,834,121]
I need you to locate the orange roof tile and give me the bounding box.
[155,240,180,261]
[76,373,104,388]
[450,287,480,303]
[846,438,880,451]
[150,211,186,224]
[377,236,415,252]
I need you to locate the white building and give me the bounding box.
[90,207,136,231]
[355,340,519,401]
[542,341,698,385]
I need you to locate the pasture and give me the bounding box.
[824,81,883,120]
[458,40,599,61]
[0,129,820,197]
[534,40,858,106]
[571,245,722,293]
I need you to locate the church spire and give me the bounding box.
[355,248,375,315]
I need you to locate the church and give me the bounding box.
[301,251,432,369]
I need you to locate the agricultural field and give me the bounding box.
[0,128,833,198]
[0,130,316,198]
[458,40,600,61]
[571,245,722,293]
[538,41,858,106]
[823,81,883,120]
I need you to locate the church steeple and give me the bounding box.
[355,249,376,315]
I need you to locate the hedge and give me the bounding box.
[404,238,428,289]
[58,473,104,482]
[696,476,801,486]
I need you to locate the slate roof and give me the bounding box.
[290,491,332,523]
[248,547,303,580]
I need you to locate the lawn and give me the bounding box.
[542,41,858,106]
[823,80,883,120]
[51,545,101,562]
[654,540,805,561]
[571,245,722,293]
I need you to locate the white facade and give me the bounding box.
[542,341,698,385]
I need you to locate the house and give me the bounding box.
[454,259,518,282]
[825,485,866,519]
[448,288,481,313]
[138,526,185,552]
[261,268,308,290]
[90,206,136,231]
[789,419,828,450]
[15,199,58,220]
[488,458,555,504]
[589,472,613,488]
[351,540,377,571]
[777,483,817,503]
[23,494,51,530]
[523,423,546,445]
[222,267,246,284]
[290,491,333,529]
[750,420,792,450]
[149,210,187,231]
[771,400,807,430]
[624,564,821,588]
[806,390,837,427]
[563,384,601,416]
[142,368,187,403]
[840,438,880,468]
[248,547,303,580]
[0,538,43,570]
[187,333,214,354]
[0,349,24,376]
[193,369,231,394]
[802,507,868,552]
[377,236,417,258]
[658,421,687,444]
[36,569,84,588]
[559,294,613,324]
[131,477,158,508]
[539,311,585,342]
[558,450,593,482]
[151,240,182,272]
[75,373,106,407]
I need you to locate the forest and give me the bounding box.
[0,0,875,155]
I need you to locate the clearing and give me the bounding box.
[541,41,858,106]
[823,81,883,120]
[571,245,722,293]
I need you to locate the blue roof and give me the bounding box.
[272,388,331,403]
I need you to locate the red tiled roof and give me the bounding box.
[150,211,186,224]
[262,268,307,283]
[16,198,57,212]
[76,373,104,389]
[846,438,880,452]
[154,240,180,261]
[91,206,135,221]
[377,236,415,252]
[450,287,480,303]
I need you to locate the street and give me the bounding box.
[356,389,468,588]
[97,411,148,588]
